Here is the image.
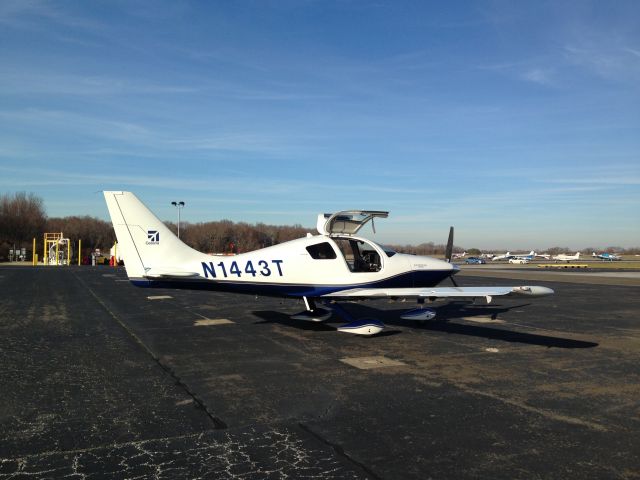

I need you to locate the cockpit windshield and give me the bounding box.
[370,241,397,258]
[382,246,396,257]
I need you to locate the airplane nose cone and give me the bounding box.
[450,262,460,274]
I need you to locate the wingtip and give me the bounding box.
[512,286,554,297]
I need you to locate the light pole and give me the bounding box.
[171,201,185,238]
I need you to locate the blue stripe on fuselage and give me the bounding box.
[128,269,452,297]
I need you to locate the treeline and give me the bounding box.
[45,216,116,253]
[355,244,640,256]
[174,221,309,253]
[385,242,449,256]
[2,192,639,261]
[0,192,46,251]
[0,192,117,260]
[0,191,312,260]
[1,192,48,260]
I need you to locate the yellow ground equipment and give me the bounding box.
[537,264,589,269]
[43,232,72,266]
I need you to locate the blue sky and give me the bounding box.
[1,1,638,249]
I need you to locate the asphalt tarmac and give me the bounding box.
[1,266,639,479]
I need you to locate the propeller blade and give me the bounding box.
[445,226,454,263]
[450,275,459,287]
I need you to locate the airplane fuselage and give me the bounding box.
[552,252,581,262]
[593,252,620,261]
[133,234,457,297]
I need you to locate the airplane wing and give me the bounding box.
[322,285,553,302]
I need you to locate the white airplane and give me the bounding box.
[452,251,467,259]
[511,251,535,261]
[535,253,551,260]
[552,252,581,262]
[592,252,621,261]
[491,251,511,261]
[103,191,554,336]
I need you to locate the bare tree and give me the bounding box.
[0,192,47,260]
[170,219,310,254]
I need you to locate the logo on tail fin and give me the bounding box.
[147,230,160,244]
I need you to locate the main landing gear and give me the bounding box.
[290,297,383,335]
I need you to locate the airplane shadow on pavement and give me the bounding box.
[252,311,337,332]
[253,301,598,349]
[346,301,599,349]
[252,310,403,337]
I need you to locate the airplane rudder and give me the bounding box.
[104,191,147,278]
[116,192,198,265]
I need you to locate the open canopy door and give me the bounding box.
[317,210,389,236]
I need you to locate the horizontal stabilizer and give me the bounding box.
[144,269,201,279]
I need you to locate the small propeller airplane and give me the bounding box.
[592,252,621,261]
[552,252,581,262]
[491,251,512,261]
[104,191,554,336]
[511,250,535,261]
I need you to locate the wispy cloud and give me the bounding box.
[562,39,640,83]
[545,176,640,186]
[476,57,560,88]
[480,164,640,187]
[0,108,306,156]
[521,67,556,86]
[0,0,103,31]
[0,71,198,96]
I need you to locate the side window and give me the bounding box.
[332,238,382,272]
[306,242,337,259]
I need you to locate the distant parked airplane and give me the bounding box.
[491,252,511,261]
[511,251,535,261]
[552,252,581,262]
[535,253,551,260]
[592,252,621,261]
[452,251,467,259]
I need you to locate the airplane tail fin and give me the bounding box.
[576,252,580,258]
[103,191,202,279]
